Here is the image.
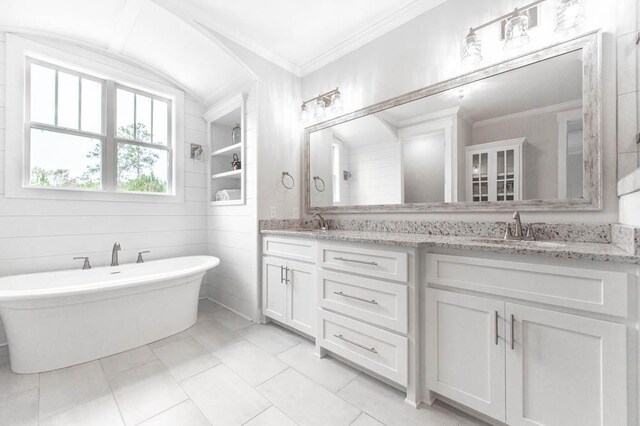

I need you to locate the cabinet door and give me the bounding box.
[506,303,627,426]
[262,257,287,322]
[286,260,316,337]
[426,289,506,422]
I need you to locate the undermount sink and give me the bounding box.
[470,237,567,248]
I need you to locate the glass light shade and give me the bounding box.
[330,91,343,116]
[300,103,312,125]
[462,28,482,66]
[314,98,327,121]
[504,8,530,50]
[556,0,585,32]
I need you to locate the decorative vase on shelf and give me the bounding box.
[232,124,241,145]
[231,153,241,171]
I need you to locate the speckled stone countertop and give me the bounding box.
[260,229,640,265]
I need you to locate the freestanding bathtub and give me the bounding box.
[0,255,220,373]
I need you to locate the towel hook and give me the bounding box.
[313,176,326,192]
[282,172,295,190]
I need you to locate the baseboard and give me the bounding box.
[201,296,254,322]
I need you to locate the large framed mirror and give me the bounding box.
[304,32,601,214]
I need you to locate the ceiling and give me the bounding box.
[0,0,451,104]
[0,0,255,105]
[153,0,448,76]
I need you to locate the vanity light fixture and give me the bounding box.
[300,88,343,125]
[462,0,585,65]
[462,28,483,66]
[504,8,531,50]
[556,0,585,32]
[300,102,312,125]
[314,98,327,121]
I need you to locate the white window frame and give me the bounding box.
[5,34,185,203]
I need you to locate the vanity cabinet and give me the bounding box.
[316,241,415,390]
[425,254,629,426]
[426,289,506,421]
[505,303,626,426]
[262,237,317,337]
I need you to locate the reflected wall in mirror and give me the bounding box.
[306,33,600,213]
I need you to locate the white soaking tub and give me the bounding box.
[0,256,220,373]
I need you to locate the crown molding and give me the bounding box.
[299,0,449,76]
[473,99,583,128]
[194,20,303,77]
[156,0,448,78]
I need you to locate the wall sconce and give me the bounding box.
[190,144,204,161]
[300,88,343,126]
[461,0,586,65]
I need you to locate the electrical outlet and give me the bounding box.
[269,206,277,218]
[293,207,300,218]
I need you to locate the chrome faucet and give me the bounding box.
[73,256,91,270]
[111,242,121,266]
[503,212,544,241]
[512,212,523,238]
[313,213,328,231]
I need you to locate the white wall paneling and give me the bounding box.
[0,33,209,345]
[205,86,259,321]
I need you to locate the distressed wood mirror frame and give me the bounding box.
[304,31,602,214]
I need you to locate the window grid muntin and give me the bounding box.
[115,83,172,145]
[25,58,174,194]
[27,57,106,135]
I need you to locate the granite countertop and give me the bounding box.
[260,229,640,265]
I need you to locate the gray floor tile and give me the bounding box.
[108,360,188,425]
[257,368,360,426]
[181,364,271,425]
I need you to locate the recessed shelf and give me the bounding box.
[212,169,242,179]
[211,143,242,157]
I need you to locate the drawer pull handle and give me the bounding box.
[333,333,378,354]
[334,291,378,305]
[494,311,499,346]
[333,257,378,266]
[511,314,516,350]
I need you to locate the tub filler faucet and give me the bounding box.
[111,242,122,266]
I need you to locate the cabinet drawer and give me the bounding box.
[319,270,408,333]
[427,254,629,317]
[263,236,316,263]
[318,310,408,386]
[319,243,408,282]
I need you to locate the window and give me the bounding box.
[26,58,173,194]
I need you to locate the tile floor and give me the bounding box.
[0,299,488,426]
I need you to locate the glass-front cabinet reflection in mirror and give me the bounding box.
[305,32,600,213]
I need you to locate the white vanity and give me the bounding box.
[261,231,639,426]
[259,30,639,426]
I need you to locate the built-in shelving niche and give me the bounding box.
[203,94,246,206]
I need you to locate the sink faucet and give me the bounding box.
[111,242,121,266]
[512,212,523,238]
[503,212,544,241]
[313,213,327,231]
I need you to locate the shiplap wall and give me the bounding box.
[205,86,258,320]
[349,142,402,206]
[0,32,209,345]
